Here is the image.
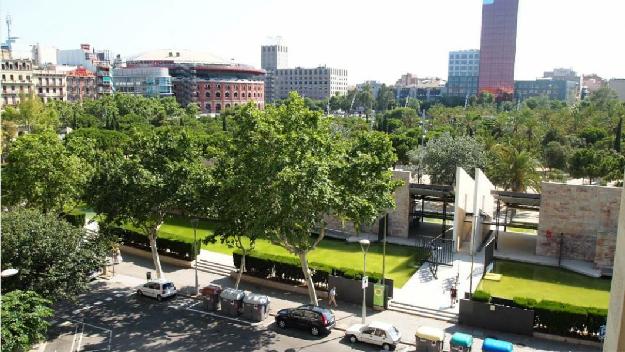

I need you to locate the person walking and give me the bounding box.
[329,286,338,308]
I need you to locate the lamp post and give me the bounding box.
[191,218,199,296]
[359,239,370,324]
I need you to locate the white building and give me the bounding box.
[261,42,347,102]
[32,44,57,66]
[608,79,625,101]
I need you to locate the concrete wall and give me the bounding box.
[537,183,621,267]
[459,299,535,336]
[324,170,410,238]
[454,167,475,251]
[604,176,625,352]
[471,169,495,253]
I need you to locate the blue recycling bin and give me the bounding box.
[482,338,513,352]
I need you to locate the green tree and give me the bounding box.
[543,141,567,171]
[376,84,396,112]
[488,144,541,192]
[3,132,89,214]
[222,94,398,304]
[420,133,486,185]
[1,290,53,352]
[86,128,213,278]
[568,148,624,184]
[1,209,110,300]
[2,97,60,132]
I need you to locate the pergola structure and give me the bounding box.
[491,190,541,249]
[409,184,455,239]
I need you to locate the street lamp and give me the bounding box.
[191,218,199,296]
[359,239,370,324]
[1,268,19,278]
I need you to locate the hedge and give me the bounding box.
[106,227,197,261]
[232,250,384,288]
[472,294,608,340]
[471,290,491,302]
[62,213,86,228]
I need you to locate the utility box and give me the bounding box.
[219,288,245,317]
[242,293,270,322]
[200,284,222,312]
[415,326,445,352]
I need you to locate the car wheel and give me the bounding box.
[277,320,287,329]
[382,343,392,351]
[157,294,162,302]
[137,289,142,296]
[349,335,357,343]
[310,326,319,336]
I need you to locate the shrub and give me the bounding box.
[472,290,491,302]
[108,227,196,260]
[62,212,86,227]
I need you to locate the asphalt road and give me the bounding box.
[37,279,409,352]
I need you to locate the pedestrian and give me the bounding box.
[329,286,338,308]
[450,286,457,307]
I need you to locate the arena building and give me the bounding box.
[125,50,265,114]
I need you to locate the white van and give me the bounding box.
[136,279,177,301]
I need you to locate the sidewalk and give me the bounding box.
[109,252,599,352]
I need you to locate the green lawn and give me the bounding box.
[478,260,611,308]
[140,215,421,287]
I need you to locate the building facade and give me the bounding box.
[57,43,110,72]
[1,56,34,108]
[356,80,384,98]
[478,0,519,97]
[96,64,113,97]
[112,67,173,97]
[514,79,579,104]
[261,44,288,71]
[447,49,480,97]
[272,66,348,101]
[608,79,625,101]
[66,67,96,102]
[126,50,265,114]
[582,74,606,94]
[34,66,67,103]
[261,44,347,102]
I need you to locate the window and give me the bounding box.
[362,328,376,335]
[216,92,221,98]
[225,103,230,108]
[215,103,221,112]
[225,92,230,98]
[205,92,210,98]
[205,103,211,112]
[18,75,22,81]
[1,74,4,80]
[234,92,238,98]
[248,92,251,98]
[10,75,14,80]
[216,84,221,89]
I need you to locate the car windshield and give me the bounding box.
[162,282,174,290]
[389,326,400,339]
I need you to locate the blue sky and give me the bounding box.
[2,0,624,85]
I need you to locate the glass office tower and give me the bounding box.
[478,0,519,97]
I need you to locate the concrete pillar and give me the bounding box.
[388,170,410,238]
[604,176,625,351]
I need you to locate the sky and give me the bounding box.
[2,0,624,85]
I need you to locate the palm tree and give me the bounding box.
[488,144,542,192]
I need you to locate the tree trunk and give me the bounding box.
[235,252,245,290]
[148,229,164,279]
[299,252,318,305]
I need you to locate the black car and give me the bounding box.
[275,305,335,336]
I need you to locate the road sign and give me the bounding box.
[362,276,369,289]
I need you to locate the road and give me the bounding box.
[36,279,408,352]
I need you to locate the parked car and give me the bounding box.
[345,321,401,351]
[136,279,177,301]
[275,305,335,336]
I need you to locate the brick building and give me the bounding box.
[66,67,96,102]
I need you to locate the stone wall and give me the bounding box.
[537,182,621,267]
[324,170,410,238]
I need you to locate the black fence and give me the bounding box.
[415,234,454,266]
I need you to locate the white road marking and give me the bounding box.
[69,324,79,352]
[76,322,85,352]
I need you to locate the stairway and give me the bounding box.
[195,258,236,276]
[388,300,459,323]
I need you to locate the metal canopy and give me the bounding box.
[492,190,541,207]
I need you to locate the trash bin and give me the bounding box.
[241,293,270,322]
[219,288,245,317]
[415,326,445,352]
[200,284,222,312]
[450,332,473,352]
[481,338,513,352]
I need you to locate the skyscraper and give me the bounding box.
[478,0,519,97]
